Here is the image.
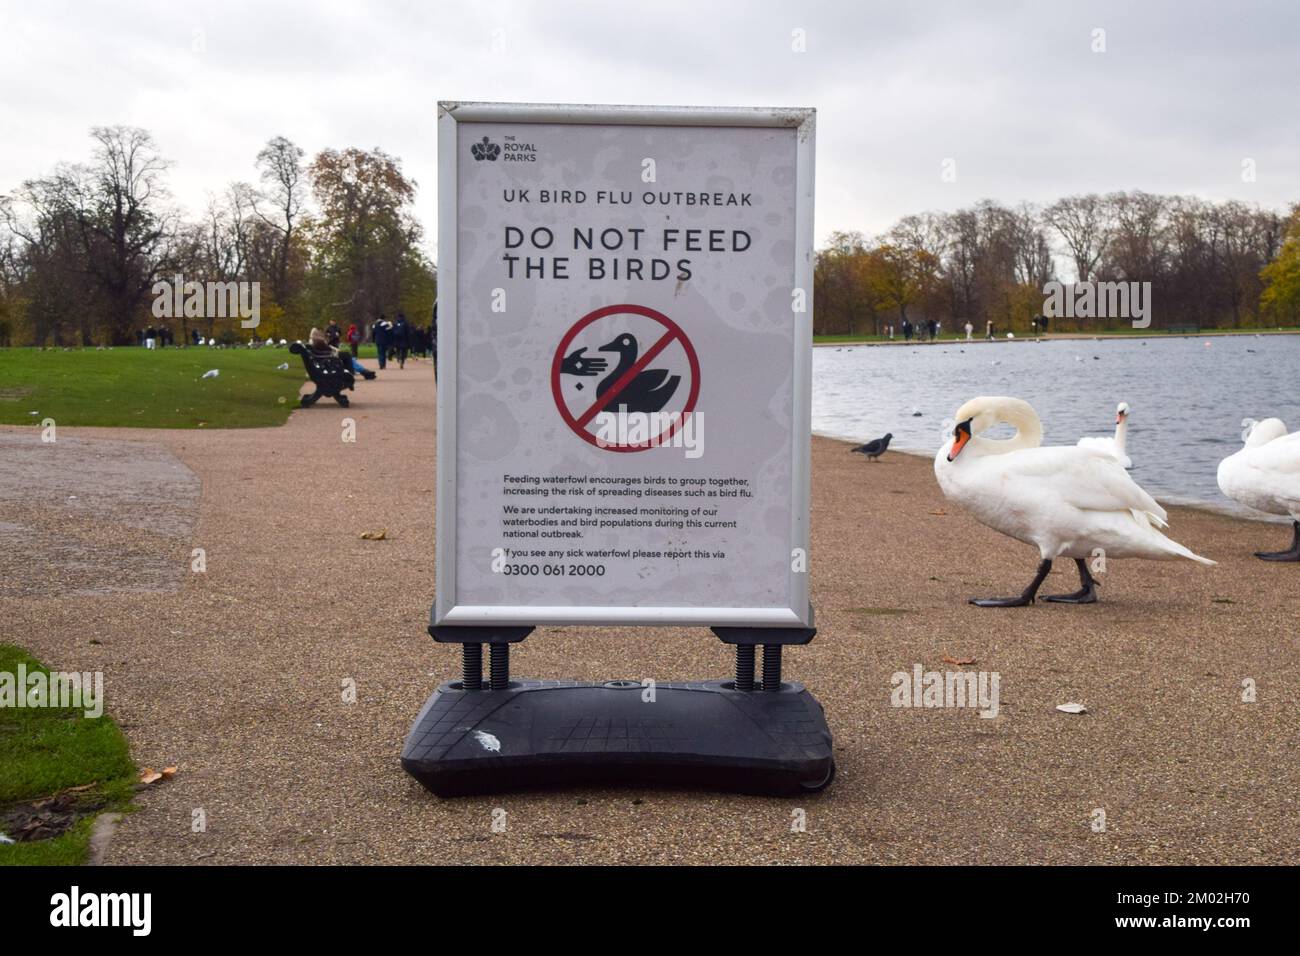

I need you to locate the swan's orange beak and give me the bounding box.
[947,422,972,461]
[1115,410,1127,425]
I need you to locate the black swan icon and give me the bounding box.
[596,333,681,414]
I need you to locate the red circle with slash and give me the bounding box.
[550,304,700,452]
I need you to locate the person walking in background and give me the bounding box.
[392,312,411,369]
[346,322,361,360]
[965,321,973,341]
[325,321,342,348]
[986,320,994,341]
[373,313,391,370]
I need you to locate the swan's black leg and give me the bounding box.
[971,559,1052,608]
[1255,520,1300,562]
[1044,558,1099,603]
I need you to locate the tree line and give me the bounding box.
[814,193,1300,336]
[5,135,1300,346]
[0,126,436,347]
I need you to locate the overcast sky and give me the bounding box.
[1,0,1295,257]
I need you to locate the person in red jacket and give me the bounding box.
[346,322,361,360]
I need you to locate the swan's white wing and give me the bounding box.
[1245,431,1300,510]
[1076,435,1132,469]
[1000,446,1166,523]
[1251,431,1300,473]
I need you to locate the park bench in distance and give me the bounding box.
[289,341,355,407]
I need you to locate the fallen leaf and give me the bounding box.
[161,766,177,779]
[942,655,976,665]
[140,768,162,785]
[1056,703,1088,714]
[359,529,388,540]
[928,509,947,516]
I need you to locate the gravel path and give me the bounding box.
[4,356,1296,864]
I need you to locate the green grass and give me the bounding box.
[0,644,136,866]
[0,345,315,428]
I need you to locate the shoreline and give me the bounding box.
[815,328,1300,347]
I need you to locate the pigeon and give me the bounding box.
[852,433,892,461]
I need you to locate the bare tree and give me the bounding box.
[74,126,176,344]
[253,136,307,307]
[1043,194,1113,283]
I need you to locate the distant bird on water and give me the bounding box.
[852,433,892,461]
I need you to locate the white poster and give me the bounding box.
[436,103,814,627]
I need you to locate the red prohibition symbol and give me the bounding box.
[550,303,701,453]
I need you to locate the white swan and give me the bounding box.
[934,396,1214,606]
[1216,418,1300,561]
[1077,401,1131,468]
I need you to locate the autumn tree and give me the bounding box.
[1261,204,1300,324]
[866,242,940,327]
[305,147,429,329]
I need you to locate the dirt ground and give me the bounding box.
[3,357,1297,864]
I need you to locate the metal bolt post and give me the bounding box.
[489,643,510,690]
[735,645,756,691]
[761,644,783,691]
[462,643,483,690]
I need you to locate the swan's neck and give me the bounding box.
[1114,417,1128,453]
[971,404,1043,455]
[598,349,636,395]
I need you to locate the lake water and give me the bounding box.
[812,334,1300,519]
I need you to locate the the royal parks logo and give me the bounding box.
[471,136,501,161]
[471,134,538,163]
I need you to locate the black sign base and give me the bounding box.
[401,677,834,797]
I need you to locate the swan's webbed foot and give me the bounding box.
[970,559,1052,608]
[970,594,1035,608]
[1043,588,1097,603]
[1044,558,1099,603]
[1254,521,1300,562]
